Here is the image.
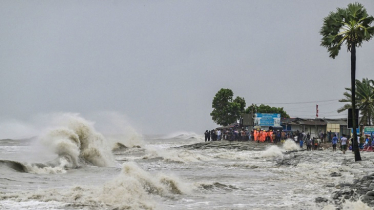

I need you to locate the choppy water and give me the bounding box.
[1,115,374,209]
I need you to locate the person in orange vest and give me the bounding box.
[254,130,258,141]
[261,130,266,142]
[265,131,269,142]
[269,130,273,143]
[258,130,262,143]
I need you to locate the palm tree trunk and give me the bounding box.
[351,44,362,161]
[369,113,371,126]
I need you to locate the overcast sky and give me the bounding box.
[1,0,374,137]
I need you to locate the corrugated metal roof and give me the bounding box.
[300,120,327,125]
[281,118,347,126]
[325,118,347,125]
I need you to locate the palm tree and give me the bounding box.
[338,78,374,126]
[320,3,374,161]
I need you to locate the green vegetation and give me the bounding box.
[338,78,374,126]
[320,2,374,161]
[210,88,246,126]
[210,88,290,126]
[245,104,290,118]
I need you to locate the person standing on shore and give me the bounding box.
[245,129,250,141]
[299,137,304,149]
[276,130,281,143]
[210,129,216,141]
[332,135,338,151]
[316,138,321,150]
[341,134,348,154]
[205,130,210,142]
[306,138,312,151]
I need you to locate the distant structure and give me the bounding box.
[281,118,350,137]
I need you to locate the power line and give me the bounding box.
[254,99,341,105]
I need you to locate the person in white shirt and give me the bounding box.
[340,134,348,154]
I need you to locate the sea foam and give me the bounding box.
[39,113,115,168]
[0,162,191,210]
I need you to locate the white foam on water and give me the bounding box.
[261,145,284,158]
[38,113,116,167]
[144,146,212,163]
[105,162,193,196]
[260,139,299,158]
[282,139,300,151]
[0,200,65,210]
[24,157,70,174]
[206,148,258,160]
[323,200,372,210]
[0,162,192,210]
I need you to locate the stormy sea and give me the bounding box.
[1,114,374,210]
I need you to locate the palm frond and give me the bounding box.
[321,3,374,56]
[338,78,374,125]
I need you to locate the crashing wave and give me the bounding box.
[260,139,299,158]
[0,162,192,209]
[144,149,212,163]
[39,114,115,168]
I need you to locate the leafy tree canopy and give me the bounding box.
[210,88,246,126]
[338,78,374,125]
[320,2,374,162]
[320,2,374,58]
[245,104,290,118]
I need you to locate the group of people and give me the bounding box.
[204,129,222,141]
[252,130,282,143]
[330,134,374,154]
[204,127,298,143]
[331,134,346,153]
[204,128,250,142]
[204,127,374,155]
[204,128,321,144]
[299,137,321,151]
[362,135,374,151]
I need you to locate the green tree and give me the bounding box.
[320,2,374,161]
[245,104,290,118]
[210,88,246,126]
[338,78,374,125]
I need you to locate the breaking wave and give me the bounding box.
[143,147,212,163]
[261,139,299,158]
[261,145,284,158]
[39,114,115,168]
[0,158,72,174]
[0,113,145,174]
[0,162,192,209]
[282,139,300,151]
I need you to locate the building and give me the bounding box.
[281,118,350,139]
